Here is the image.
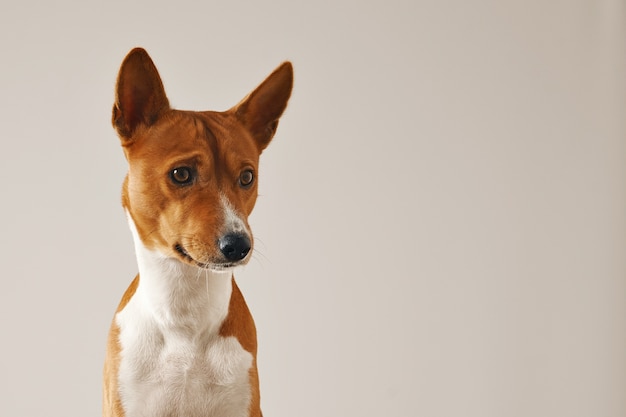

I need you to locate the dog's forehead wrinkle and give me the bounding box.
[189,112,237,161]
[206,117,260,173]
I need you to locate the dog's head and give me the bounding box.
[112,48,292,271]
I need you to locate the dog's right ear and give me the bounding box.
[112,48,170,141]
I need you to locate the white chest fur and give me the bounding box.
[115,219,254,417]
[116,302,253,417]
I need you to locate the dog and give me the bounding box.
[102,47,293,417]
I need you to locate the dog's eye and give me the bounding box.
[170,167,195,186]
[239,169,254,188]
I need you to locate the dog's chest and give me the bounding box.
[116,298,253,417]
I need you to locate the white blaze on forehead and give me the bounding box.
[220,194,249,235]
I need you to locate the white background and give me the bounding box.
[0,1,624,416]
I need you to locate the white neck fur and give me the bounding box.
[126,213,233,336]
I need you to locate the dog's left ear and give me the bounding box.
[233,62,293,151]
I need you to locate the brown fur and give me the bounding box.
[103,48,292,417]
[103,276,138,417]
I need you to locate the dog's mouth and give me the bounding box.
[174,243,241,271]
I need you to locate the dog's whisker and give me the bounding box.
[205,269,210,302]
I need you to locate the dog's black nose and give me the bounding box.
[218,233,251,262]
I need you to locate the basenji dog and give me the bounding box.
[103,48,293,417]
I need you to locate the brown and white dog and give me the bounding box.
[103,48,292,417]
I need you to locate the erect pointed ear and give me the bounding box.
[233,62,293,151]
[112,48,170,140]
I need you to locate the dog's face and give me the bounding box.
[113,49,292,271]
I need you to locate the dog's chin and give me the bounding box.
[173,243,248,272]
[204,263,238,273]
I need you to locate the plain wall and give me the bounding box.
[0,1,624,416]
